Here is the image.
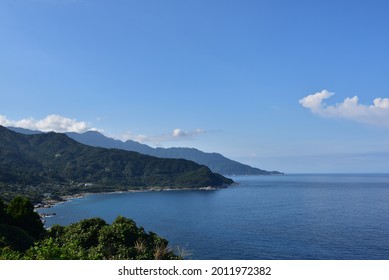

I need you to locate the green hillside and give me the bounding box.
[0,126,233,203]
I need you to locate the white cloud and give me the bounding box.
[121,128,206,145]
[172,128,204,138]
[0,114,98,133]
[172,128,186,138]
[299,90,389,127]
[120,131,148,143]
[299,90,334,112]
[373,97,389,109]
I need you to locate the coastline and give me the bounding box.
[35,185,234,224]
[34,184,232,210]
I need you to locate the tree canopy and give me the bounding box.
[0,197,180,260]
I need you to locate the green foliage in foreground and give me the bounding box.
[0,197,180,260]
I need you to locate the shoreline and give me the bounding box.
[34,184,234,210]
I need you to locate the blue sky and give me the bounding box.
[1,0,389,173]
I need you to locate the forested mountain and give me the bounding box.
[9,127,282,175]
[0,126,233,202]
[66,131,282,175]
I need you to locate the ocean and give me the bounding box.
[38,174,389,259]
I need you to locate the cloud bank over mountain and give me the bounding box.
[0,114,97,133]
[0,114,207,145]
[120,128,206,145]
[300,90,389,127]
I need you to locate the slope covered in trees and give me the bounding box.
[9,127,282,175]
[0,126,233,203]
[67,130,283,175]
[0,197,180,260]
[0,197,44,252]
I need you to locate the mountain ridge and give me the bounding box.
[8,127,283,175]
[0,126,233,203]
[67,131,282,175]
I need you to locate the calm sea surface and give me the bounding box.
[38,174,389,259]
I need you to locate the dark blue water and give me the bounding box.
[38,174,389,259]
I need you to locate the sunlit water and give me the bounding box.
[38,174,389,259]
